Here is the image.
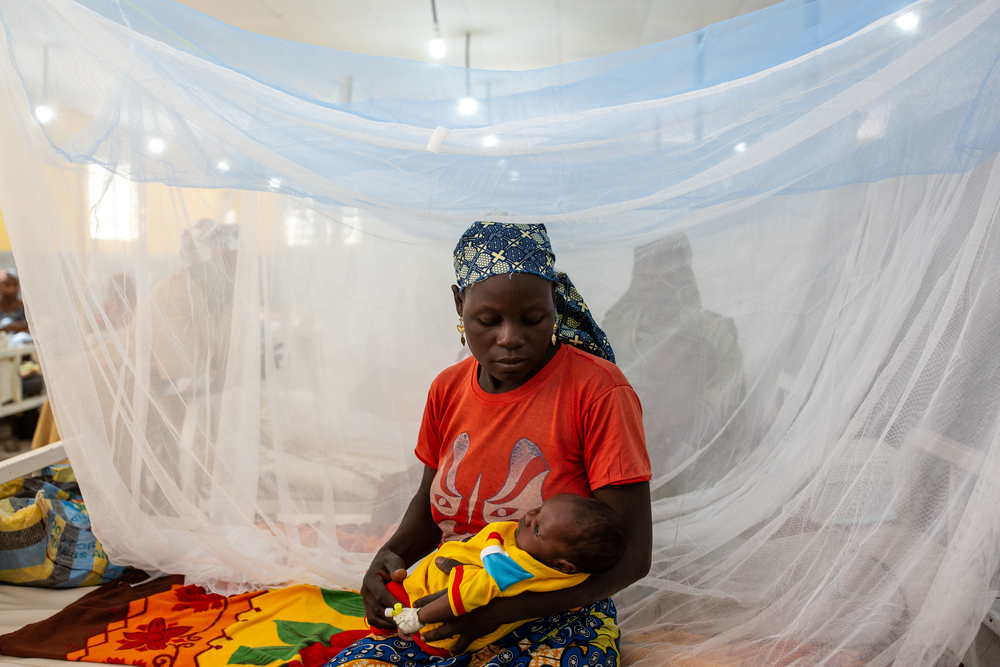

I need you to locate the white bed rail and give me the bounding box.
[0,441,66,484]
[0,342,45,419]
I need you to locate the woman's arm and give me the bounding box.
[0,319,28,333]
[420,481,652,654]
[0,306,28,333]
[361,465,442,630]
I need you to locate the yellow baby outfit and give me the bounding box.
[403,521,589,652]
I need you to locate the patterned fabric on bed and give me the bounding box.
[0,578,870,667]
[0,576,371,667]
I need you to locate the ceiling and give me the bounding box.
[175,0,785,71]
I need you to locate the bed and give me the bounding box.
[1,443,999,667]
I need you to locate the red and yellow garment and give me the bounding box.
[402,520,588,653]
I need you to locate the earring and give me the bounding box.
[457,316,466,346]
[551,319,558,345]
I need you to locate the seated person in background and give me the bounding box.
[0,268,39,450]
[94,272,136,334]
[0,268,27,334]
[379,494,626,656]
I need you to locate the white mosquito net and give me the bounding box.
[0,0,999,664]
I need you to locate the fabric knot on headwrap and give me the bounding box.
[454,221,616,363]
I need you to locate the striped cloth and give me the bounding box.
[0,465,127,587]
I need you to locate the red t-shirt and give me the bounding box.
[415,345,650,542]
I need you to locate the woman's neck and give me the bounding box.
[478,342,561,394]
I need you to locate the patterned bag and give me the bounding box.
[0,465,127,587]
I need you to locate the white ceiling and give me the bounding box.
[175,0,784,71]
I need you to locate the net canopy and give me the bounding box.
[1,0,999,664]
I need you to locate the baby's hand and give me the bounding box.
[385,604,424,636]
[395,607,424,635]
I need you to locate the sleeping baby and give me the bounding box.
[376,493,626,655]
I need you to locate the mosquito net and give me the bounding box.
[0,0,998,664]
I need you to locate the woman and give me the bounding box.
[341,222,652,667]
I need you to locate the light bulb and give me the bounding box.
[268,177,282,189]
[217,161,230,172]
[34,106,54,123]
[483,135,498,147]
[429,37,446,59]
[458,98,478,115]
[895,12,919,30]
[148,138,165,154]
[735,142,747,153]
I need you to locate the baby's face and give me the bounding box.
[514,494,579,573]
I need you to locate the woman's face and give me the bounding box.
[0,275,19,300]
[453,273,557,393]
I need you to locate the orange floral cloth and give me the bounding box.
[0,576,370,667]
[66,584,259,666]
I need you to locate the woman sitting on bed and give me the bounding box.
[337,222,652,667]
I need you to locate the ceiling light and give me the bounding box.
[483,135,498,147]
[735,142,747,153]
[148,138,165,154]
[268,177,281,189]
[430,36,446,59]
[33,106,54,123]
[217,161,230,172]
[429,0,445,59]
[510,171,520,182]
[896,12,919,30]
[458,98,478,115]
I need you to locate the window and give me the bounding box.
[280,200,362,248]
[88,165,137,241]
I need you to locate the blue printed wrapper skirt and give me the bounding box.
[327,598,620,667]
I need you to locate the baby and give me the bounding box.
[378,493,626,655]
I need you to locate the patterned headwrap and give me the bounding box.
[453,221,615,363]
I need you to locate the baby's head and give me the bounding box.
[514,493,626,574]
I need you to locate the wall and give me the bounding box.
[0,205,16,270]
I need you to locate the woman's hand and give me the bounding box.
[419,601,505,655]
[361,465,444,630]
[361,549,407,630]
[433,556,465,576]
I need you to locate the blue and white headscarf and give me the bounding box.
[454,222,615,363]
